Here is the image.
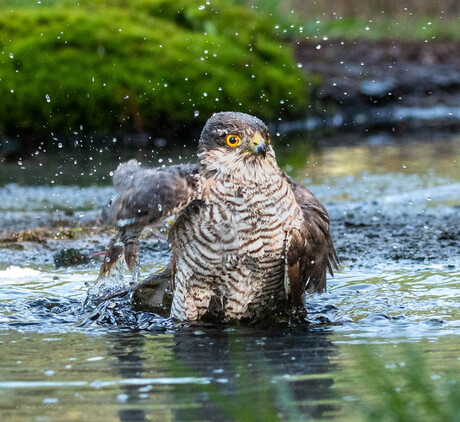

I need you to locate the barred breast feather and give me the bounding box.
[169,154,303,320]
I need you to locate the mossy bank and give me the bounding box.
[0,0,313,145]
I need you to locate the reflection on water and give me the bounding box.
[0,328,339,421]
[282,133,460,184]
[0,320,459,420]
[0,131,459,420]
[168,327,338,421]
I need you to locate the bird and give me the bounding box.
[98,111,338,322]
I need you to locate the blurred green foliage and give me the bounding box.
[0,0,311,140]
[342,344,460,422]
[288,17,460,41]
[167,333,460,421]
[244,0,460,41]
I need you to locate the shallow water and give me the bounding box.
[1,131,459,421]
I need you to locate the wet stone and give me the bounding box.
[54,248,90,267]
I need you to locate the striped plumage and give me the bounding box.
[99,112,338,322]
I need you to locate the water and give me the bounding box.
[1,131,459,421]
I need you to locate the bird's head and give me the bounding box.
[198,112,277,179]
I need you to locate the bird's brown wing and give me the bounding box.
[99,160,199,278]
[284,177,339,306]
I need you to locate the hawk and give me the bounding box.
[99,112,338,321]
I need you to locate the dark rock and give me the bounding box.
[54,248,90,267]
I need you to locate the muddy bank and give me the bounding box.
[1,194,458,272]
[0,219,170,271]
[295,40,460,132]
[330,203,460,268]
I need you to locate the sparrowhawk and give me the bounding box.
[99,112,338,321]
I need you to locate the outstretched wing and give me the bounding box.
[99,160,199,278]
[102,159,199,227]
[284,177,339,306]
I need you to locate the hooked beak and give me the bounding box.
[250,132,266,158]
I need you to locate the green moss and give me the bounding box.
[0,0,312,140]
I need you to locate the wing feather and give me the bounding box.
[102,160,199,226]
[285,176,339,303]
[99,160,199,277]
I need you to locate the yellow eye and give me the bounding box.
[226,134,241,147]
[267,133,271,143]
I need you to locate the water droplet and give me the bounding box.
[316,45,322,50]
[194,110,200,117]
[9,53,13,59]
[117,393,129,403]
[198,4,205,10]
[45,94,51,103]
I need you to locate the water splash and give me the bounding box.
[85,257,128,305]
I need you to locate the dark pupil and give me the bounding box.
[229,136,238,144]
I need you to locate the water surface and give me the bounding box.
[1,131,459,421]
